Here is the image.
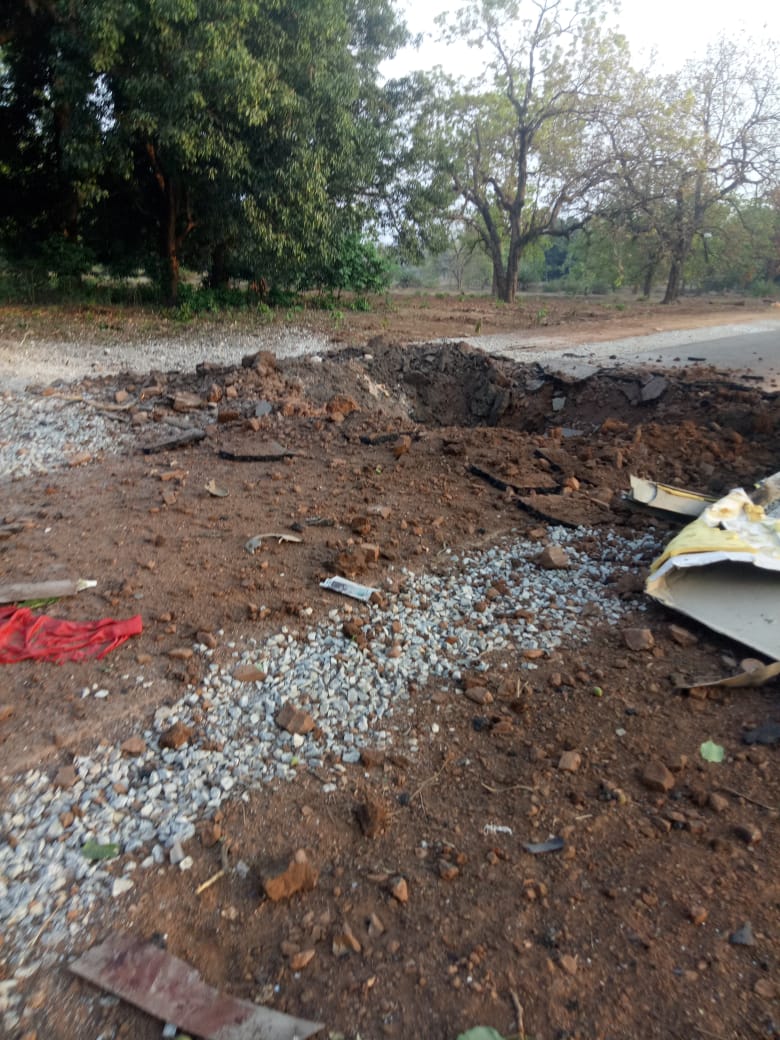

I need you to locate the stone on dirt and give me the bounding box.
[359,747,386,769]
[389,876,409,903]
[729,921,755,947]
[290,949,316,971]
[172,392,205,412]
[558,750,582,773]
[464,686,493,706]
[668,624,698,647]
[708,792,729,813]
[734,822,762,845]
[355,796,389,838]
[640,760,675,793]
[623,627,655,652]
[264,850,319,902]
[332,921,362,956]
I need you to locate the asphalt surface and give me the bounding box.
[470,318,780,388]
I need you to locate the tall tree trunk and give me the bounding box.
[160,178,179,305]
[642,260,657,299]
[662,254,683,304]
[209,243,229,290]
[502,242,519,304]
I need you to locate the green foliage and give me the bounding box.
[0,0,410,302]
[302,233,390,294]
[172,283,254,321]
[425,0,628,301]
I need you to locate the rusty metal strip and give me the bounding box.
[70,934,323,1040]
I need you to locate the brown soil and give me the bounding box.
[0,289,772,349]
[1,295,778,1040]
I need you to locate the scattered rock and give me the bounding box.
[536,545,570,570]
[559,954,578,976]
[355,795,389,838]
[438,859,459,881]
[276,702,315,735]
[734,822,762,845]
[558,750,582,773]
[53,766,78,788]
[325,394,359,422]
[623,628,655,652]
[120,736,146,756]
[233,664,267,683]
[290,949,316,972]
[332,921,362,956]
[640,760,675,793]
[198,820,222,848]
[729,922,755,947]
[169,841,186,865]
[360,747,386,768]
[754,977,777,999]
[668,624,698,647]
[368,912,385,938]
[708,792,729,813]
[665,752,687,772]
[111,877,134,898]
[464,686,493,706]
[640,375,668,403]
[172,392,205,412]
[743,721,780,746]
[159,721,194,750]
[167,647,194,661]
[264,850,318,902]
[389,876,409,903]
[350,515,372,536]
[393,435,412,458]
[689,906,708,926]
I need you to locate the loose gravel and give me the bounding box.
[0,520,660,1033]
[0,326,335,482]
[0,331,661,1034]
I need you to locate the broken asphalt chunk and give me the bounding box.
[140,429,205,454]
[743,721,780,746]
[523,836,565,855]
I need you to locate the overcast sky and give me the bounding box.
[383,0,780,78]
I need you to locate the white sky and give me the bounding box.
[383,0,780,78]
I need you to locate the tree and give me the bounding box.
[423,0,625,303]
[604,39,780,303]
[1,0,410,301]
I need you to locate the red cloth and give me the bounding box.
[0,606,143,664]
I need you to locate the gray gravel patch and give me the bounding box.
[0,325,335,393]
[0,521,659,1032]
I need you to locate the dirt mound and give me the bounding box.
[1,338,779,1040]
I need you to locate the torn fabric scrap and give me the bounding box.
[0,606,142,664]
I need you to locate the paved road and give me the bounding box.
[469,318,780,389]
